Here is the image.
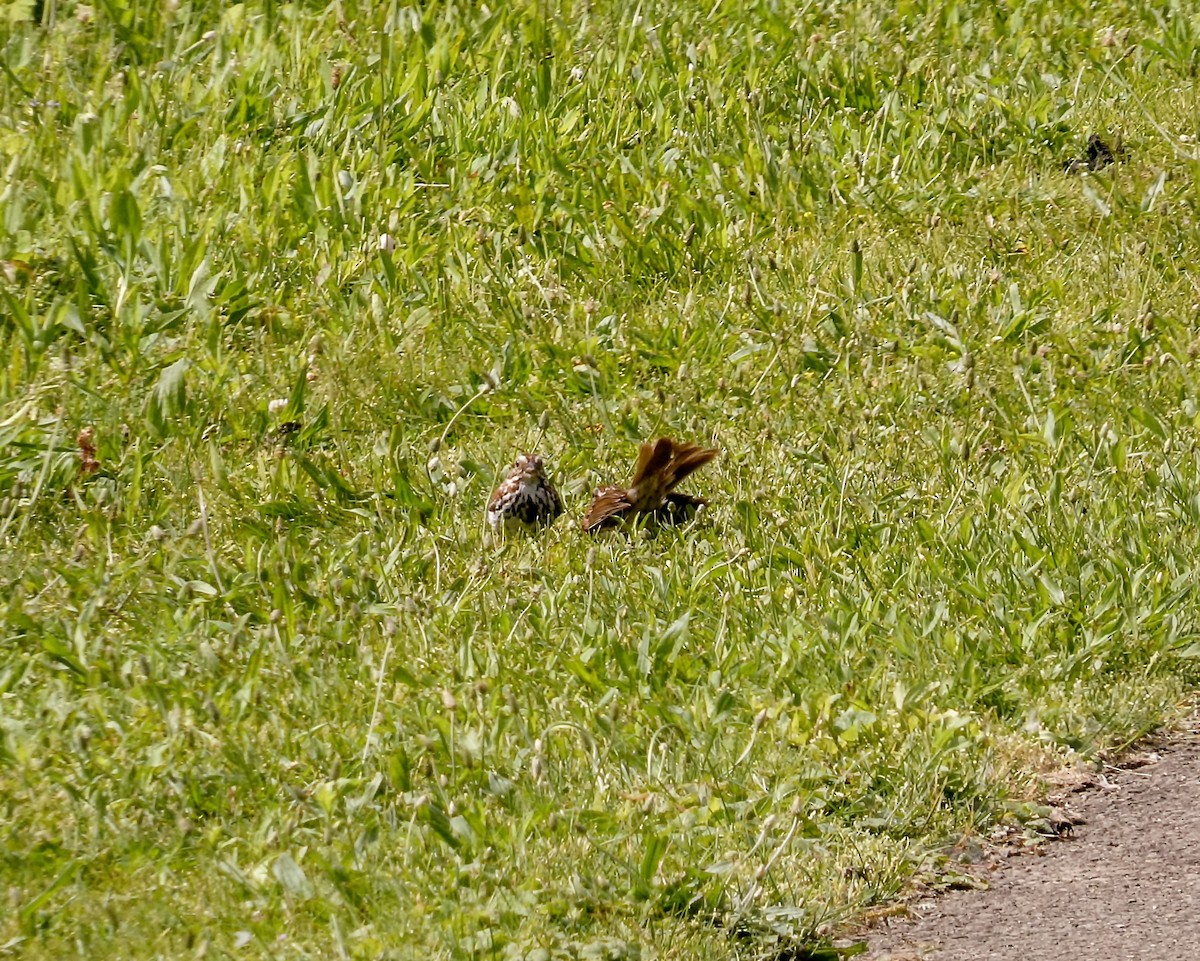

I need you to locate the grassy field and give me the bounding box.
[3,0,1200,957]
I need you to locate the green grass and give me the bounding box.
[3,0,1200,957]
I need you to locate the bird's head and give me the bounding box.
[513,453,546,482]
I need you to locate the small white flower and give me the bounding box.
[268,398,287,413]
[378,233,395,252]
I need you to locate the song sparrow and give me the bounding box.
[582,437,719,532]
[487,453,564,531]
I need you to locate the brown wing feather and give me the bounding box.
[582,486,633,532]
[487,468,519,512]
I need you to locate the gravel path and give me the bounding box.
[865,711,1200,961]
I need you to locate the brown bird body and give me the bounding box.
[582,437,719,532]
[488,454,563,531]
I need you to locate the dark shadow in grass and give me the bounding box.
[655,878,867,961]
[725,917,868,961]
[1064,133,1124,172]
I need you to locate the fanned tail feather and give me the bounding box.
[629,438,674,487]
[662,443,719,491]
